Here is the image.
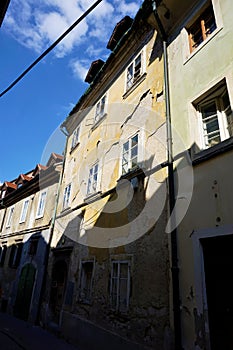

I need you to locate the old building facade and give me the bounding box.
[0,153,62,323]
[41,4,173,350]
[1,1,233,350]
[152,0,233,349]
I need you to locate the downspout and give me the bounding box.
[151,1,182,349]
[36,126,69,324]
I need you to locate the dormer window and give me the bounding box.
[94,95,107,125]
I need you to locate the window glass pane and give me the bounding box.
[123,141,129,152]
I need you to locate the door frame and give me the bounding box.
[191,224,233,350]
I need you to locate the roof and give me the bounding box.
[107,16,133,51]
[62,0,153,130]
[0,153,63,203]
[85,59,105,84]
[0,0,10,27]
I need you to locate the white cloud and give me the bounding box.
[4,0,143,79]
[70,59,90,81]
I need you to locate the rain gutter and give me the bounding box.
[151,1,182,349]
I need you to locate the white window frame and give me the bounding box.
[87,162,99,196]
[71,126,80,150]
[79,259,95,304]
[125,49,145,92]
[20,199,30,223]
[110,260,131,313]
[6,206,14,228]
[121,133,140,175]
[94,94,107,125]
[36,190,47,218]
[63,183,71,210]
[195,83,232,150]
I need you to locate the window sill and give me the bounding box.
[91,113,107,131]
[122,72,147,99]
[118,166,145,181]
[84,191,102,204]
[70,142,80,154]
[35,215,44,220]
[184,27,223,65]
[191,137,233,165]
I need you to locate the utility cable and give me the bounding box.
[0,0,103,98]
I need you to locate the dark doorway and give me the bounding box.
[201,235,233,350]
[14,263,36,320]
[49,260,67,323]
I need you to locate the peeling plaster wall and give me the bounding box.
[46,25,172,349]
[167,0,233,348]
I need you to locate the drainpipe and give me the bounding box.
[151,1,182,349]
[36,126,69,325]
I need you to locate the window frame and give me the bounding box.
[87,161,99,196]
[94,94,107,126]
[194,82,233,150]
[8,243,23,268]
[121,133,140,175]
[187,2,217,53]
[125,49,146,93]
[0,246,7,267]
[78,259,95,304]
[110,260,131,313]
[19,199,30,223]
[62,183,72,210]
[71,126,80,151]
[36,190,47,219]
[6,206,14,228]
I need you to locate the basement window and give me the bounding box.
[194,80,233,149]
[110,261,130,313]
[79,261,94,303]
[187,2,217,53]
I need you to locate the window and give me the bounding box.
[6,206,14,228]
[87,162,99,195]
[126,52,143,90]
[94,95,106,124]
[79,261,94,303]
[8,243,23,268]
[187,2,217,53]
[28,238,39,256]
[0,246,7,267]
[195,81,233,149]
[36,191,47,218]
[110,261,130,312]
[63,183,71,210]
[71,126,80,150]
[20,199,29,223]
[122,134,139,174]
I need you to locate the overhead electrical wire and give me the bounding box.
[0,0,103,98]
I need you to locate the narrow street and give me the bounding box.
[0,312,81,350]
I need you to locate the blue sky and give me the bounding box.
[0,0,142,183]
